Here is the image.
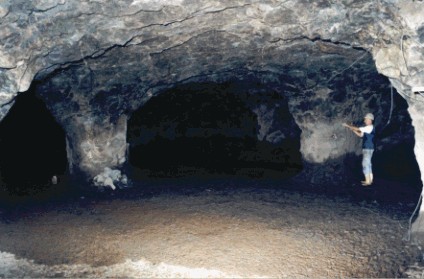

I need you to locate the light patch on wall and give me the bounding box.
[300,121,359,163]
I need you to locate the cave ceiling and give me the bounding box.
[1,0,402,121]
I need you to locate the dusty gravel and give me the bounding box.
[0,176,422,278]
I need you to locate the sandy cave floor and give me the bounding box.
[0,172,423,278]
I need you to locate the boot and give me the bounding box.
[361,174,372,186]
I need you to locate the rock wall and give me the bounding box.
[368,3,424,239]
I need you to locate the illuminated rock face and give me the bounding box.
[0,1,423,196]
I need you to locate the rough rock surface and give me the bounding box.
[0,0,424,228]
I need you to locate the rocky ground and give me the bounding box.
[0,169,423,278]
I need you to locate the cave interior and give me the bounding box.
[1,0,424,277]
[0,55,421,201]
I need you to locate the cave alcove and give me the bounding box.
[373,91,422,186]
[0,86,68,196]
[127,81,303,179]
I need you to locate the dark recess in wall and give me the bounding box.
[373,91,421,184]
[336,91,422,191]
[0,89,68,194]
[127,83,303,178]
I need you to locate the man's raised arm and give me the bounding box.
[342,123,363,137]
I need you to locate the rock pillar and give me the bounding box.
[64,114,129,190]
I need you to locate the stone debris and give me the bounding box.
[93,167,128,190]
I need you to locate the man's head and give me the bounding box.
[364,113,374,125]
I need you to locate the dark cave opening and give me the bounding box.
[0,88,68,195]
[127,82,303,179]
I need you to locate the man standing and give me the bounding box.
[343,113,375,186]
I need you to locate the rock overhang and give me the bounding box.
[35,37,376,116]
[0,0,388,105]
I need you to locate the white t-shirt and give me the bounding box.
[359,125,374,136]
